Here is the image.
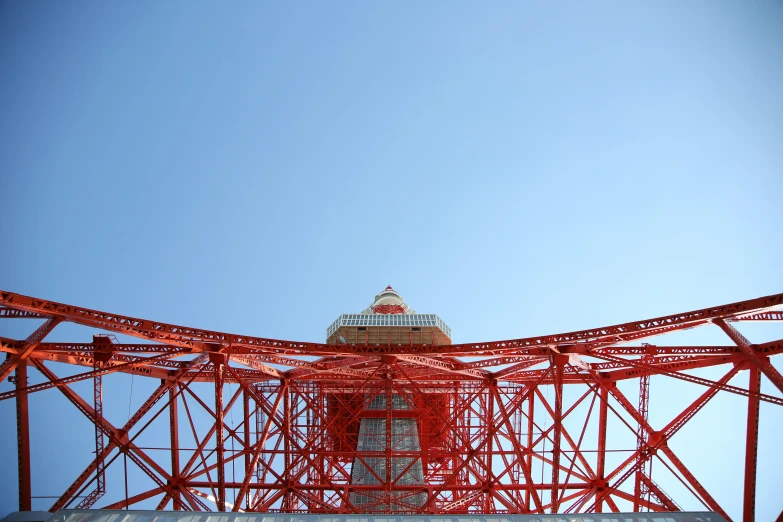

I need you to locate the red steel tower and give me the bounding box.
[0,287,782,520]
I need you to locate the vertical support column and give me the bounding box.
[16,362,31,511]
[93,362,105,500]
[243,388,250,510]
[169,384,182,510]
[525,393,534,511]
[282,378,291,511]
[9,317,62,511]
[486,379,496,513]
[550,359,564,513]
[317,384,326,507]
[634,371,651,511]
[212,354,227,511]
[75,352,108,510]
[385,364,393,512]
[744,367,761,522]
[452,381,462,509]
[595,385,608,513]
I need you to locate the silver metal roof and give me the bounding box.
[327,313,452,340]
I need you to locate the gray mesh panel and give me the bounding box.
[350,395,426,512]
[365,394,414,411]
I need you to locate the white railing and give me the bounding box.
[327,313,452,341]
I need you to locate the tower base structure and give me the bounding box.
[0,287,781,517]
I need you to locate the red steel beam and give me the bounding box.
[592,353,782,406]
[24,351,175,380]
[526,394,534,511]
[528,391,595,488]
[550,361,564,513]
[661,447,731,521]
[639,474,678,511]
[491,386,544,512]
[101,487,165,510]
[213,355,227,511]
[419,369,551,512]
[40,358,204,511]
[0,308,45,319]
[1,289,781,357]
[0,352,186,401]
[0,317,61,383]
[75,357,106,509]
[732,311,783,321]
[744,367,761,522]
[600,370,736,519]
[595,385,608,513]
[50,374,182,503]
[715,318,783,395]
[243,389,251,510]
[611,487,672,512]
[232,389,285,510]
[170,384,183,510]
[15,363,31,511]
[1,290,781,515]
[633,367,651,511]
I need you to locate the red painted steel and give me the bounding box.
[744,367,761,522]
[633,355,651,512]
[0,289,781,516]
[371,305,406,315]
[14,362,30,511]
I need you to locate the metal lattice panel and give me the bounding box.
[0,289,781,516]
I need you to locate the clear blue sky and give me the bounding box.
[1,1,782,519]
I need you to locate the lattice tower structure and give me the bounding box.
[0,288,782,519]
[329,286,441,512]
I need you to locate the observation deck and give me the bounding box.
[326,286,452,346]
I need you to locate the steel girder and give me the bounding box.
[0,290,781,518]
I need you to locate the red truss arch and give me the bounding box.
[0,290,782,519]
